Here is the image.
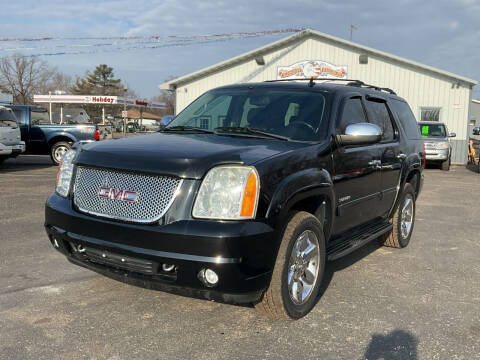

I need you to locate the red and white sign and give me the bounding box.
[277,60,348,80]
[33,94,165,109]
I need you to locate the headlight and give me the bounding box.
[435,142,449,149]
[55,149,76,197]
[193,165,260,220]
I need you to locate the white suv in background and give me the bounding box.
[0,105,25,165]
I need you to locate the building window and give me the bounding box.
[420,107,441,122]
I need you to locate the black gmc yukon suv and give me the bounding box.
[45,80,424,319]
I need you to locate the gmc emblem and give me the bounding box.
[98,187,137,202]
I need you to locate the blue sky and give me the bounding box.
[1,0,479,98]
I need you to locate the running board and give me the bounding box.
[327,222,393,261]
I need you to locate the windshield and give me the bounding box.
[167,88,331,141]
[419,123,446,138]
[0,108,18,127]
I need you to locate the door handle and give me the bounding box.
[397,153,407,160]
[368,159,381,166]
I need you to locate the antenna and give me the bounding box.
[349,24,358,41]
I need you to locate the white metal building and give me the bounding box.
[160,29,477,163]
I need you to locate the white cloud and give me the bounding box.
[0,0,478,97]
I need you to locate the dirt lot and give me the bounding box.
[0,155,479,360]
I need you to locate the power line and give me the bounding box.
[0,28,304,58]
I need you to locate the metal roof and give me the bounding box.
[160,29,477,90]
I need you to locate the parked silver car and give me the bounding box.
[0,106,25,165]
[419,121,455,171]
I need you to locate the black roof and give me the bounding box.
[214,80,405,101]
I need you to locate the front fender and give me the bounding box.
[265,168,335,227]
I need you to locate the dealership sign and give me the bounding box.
[277,60,348,80]
[33,94,165,109]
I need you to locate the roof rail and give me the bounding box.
[264,77,397,95]
[265,77,363,84]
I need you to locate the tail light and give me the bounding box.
[94,129,100,141]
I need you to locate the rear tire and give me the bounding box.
[441,158,450,171]
[382,183,416,248]
[50,141,71,165]
[255,211,326,319]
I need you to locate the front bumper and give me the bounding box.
[425,149,449,161]
[0,142,25,157]
[0,142,12,156]
[45,193,276,304]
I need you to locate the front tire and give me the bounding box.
[50,141,71,165]
[441,158,450,171]
[255,211,326,319]
[382,183,416,248]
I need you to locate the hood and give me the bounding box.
[75,132,308,179]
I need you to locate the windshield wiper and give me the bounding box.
[214,126,290,141]
[162,125,214,134]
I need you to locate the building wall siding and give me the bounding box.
[175,37,473,163]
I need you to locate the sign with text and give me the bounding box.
[33,95,166,109]
[277,60,348,80]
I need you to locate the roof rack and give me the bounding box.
[264,77,396,95]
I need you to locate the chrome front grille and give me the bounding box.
[424,142,436,150]
[73,166,182,223]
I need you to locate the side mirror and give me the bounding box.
[337,122,382,146]
[448,132,456,138]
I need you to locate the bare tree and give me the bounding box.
[44,72,73,94]
[0,54,60,104]
[151,90,175,115]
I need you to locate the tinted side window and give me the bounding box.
[389,99,421,139]
[364,100,395,141]
[338,98,366,133]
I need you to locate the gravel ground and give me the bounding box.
[0,155,479,360]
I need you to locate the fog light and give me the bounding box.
[162,263,175,272]
[198,268,219,287]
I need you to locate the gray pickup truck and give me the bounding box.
[0,106,25,165]
[419,121,456,171]
[5,105,100,165]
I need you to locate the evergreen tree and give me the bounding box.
[72,64,124,121]
[72,64,122,95]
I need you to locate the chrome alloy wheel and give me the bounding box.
[400,194,414,239]
[54,145,69,163]
[288,230,320,305]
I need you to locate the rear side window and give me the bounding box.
[364,100,395,142]
[30,109,51,125]
[389,99,421,139]
[338,98,367,133]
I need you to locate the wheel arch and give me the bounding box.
[47,134,75,148]
[405,169,421,198]
[265,168,335,241]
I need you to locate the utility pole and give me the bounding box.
[349,24,358,41]
[49,91,52,124]
[123,85,128,135]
